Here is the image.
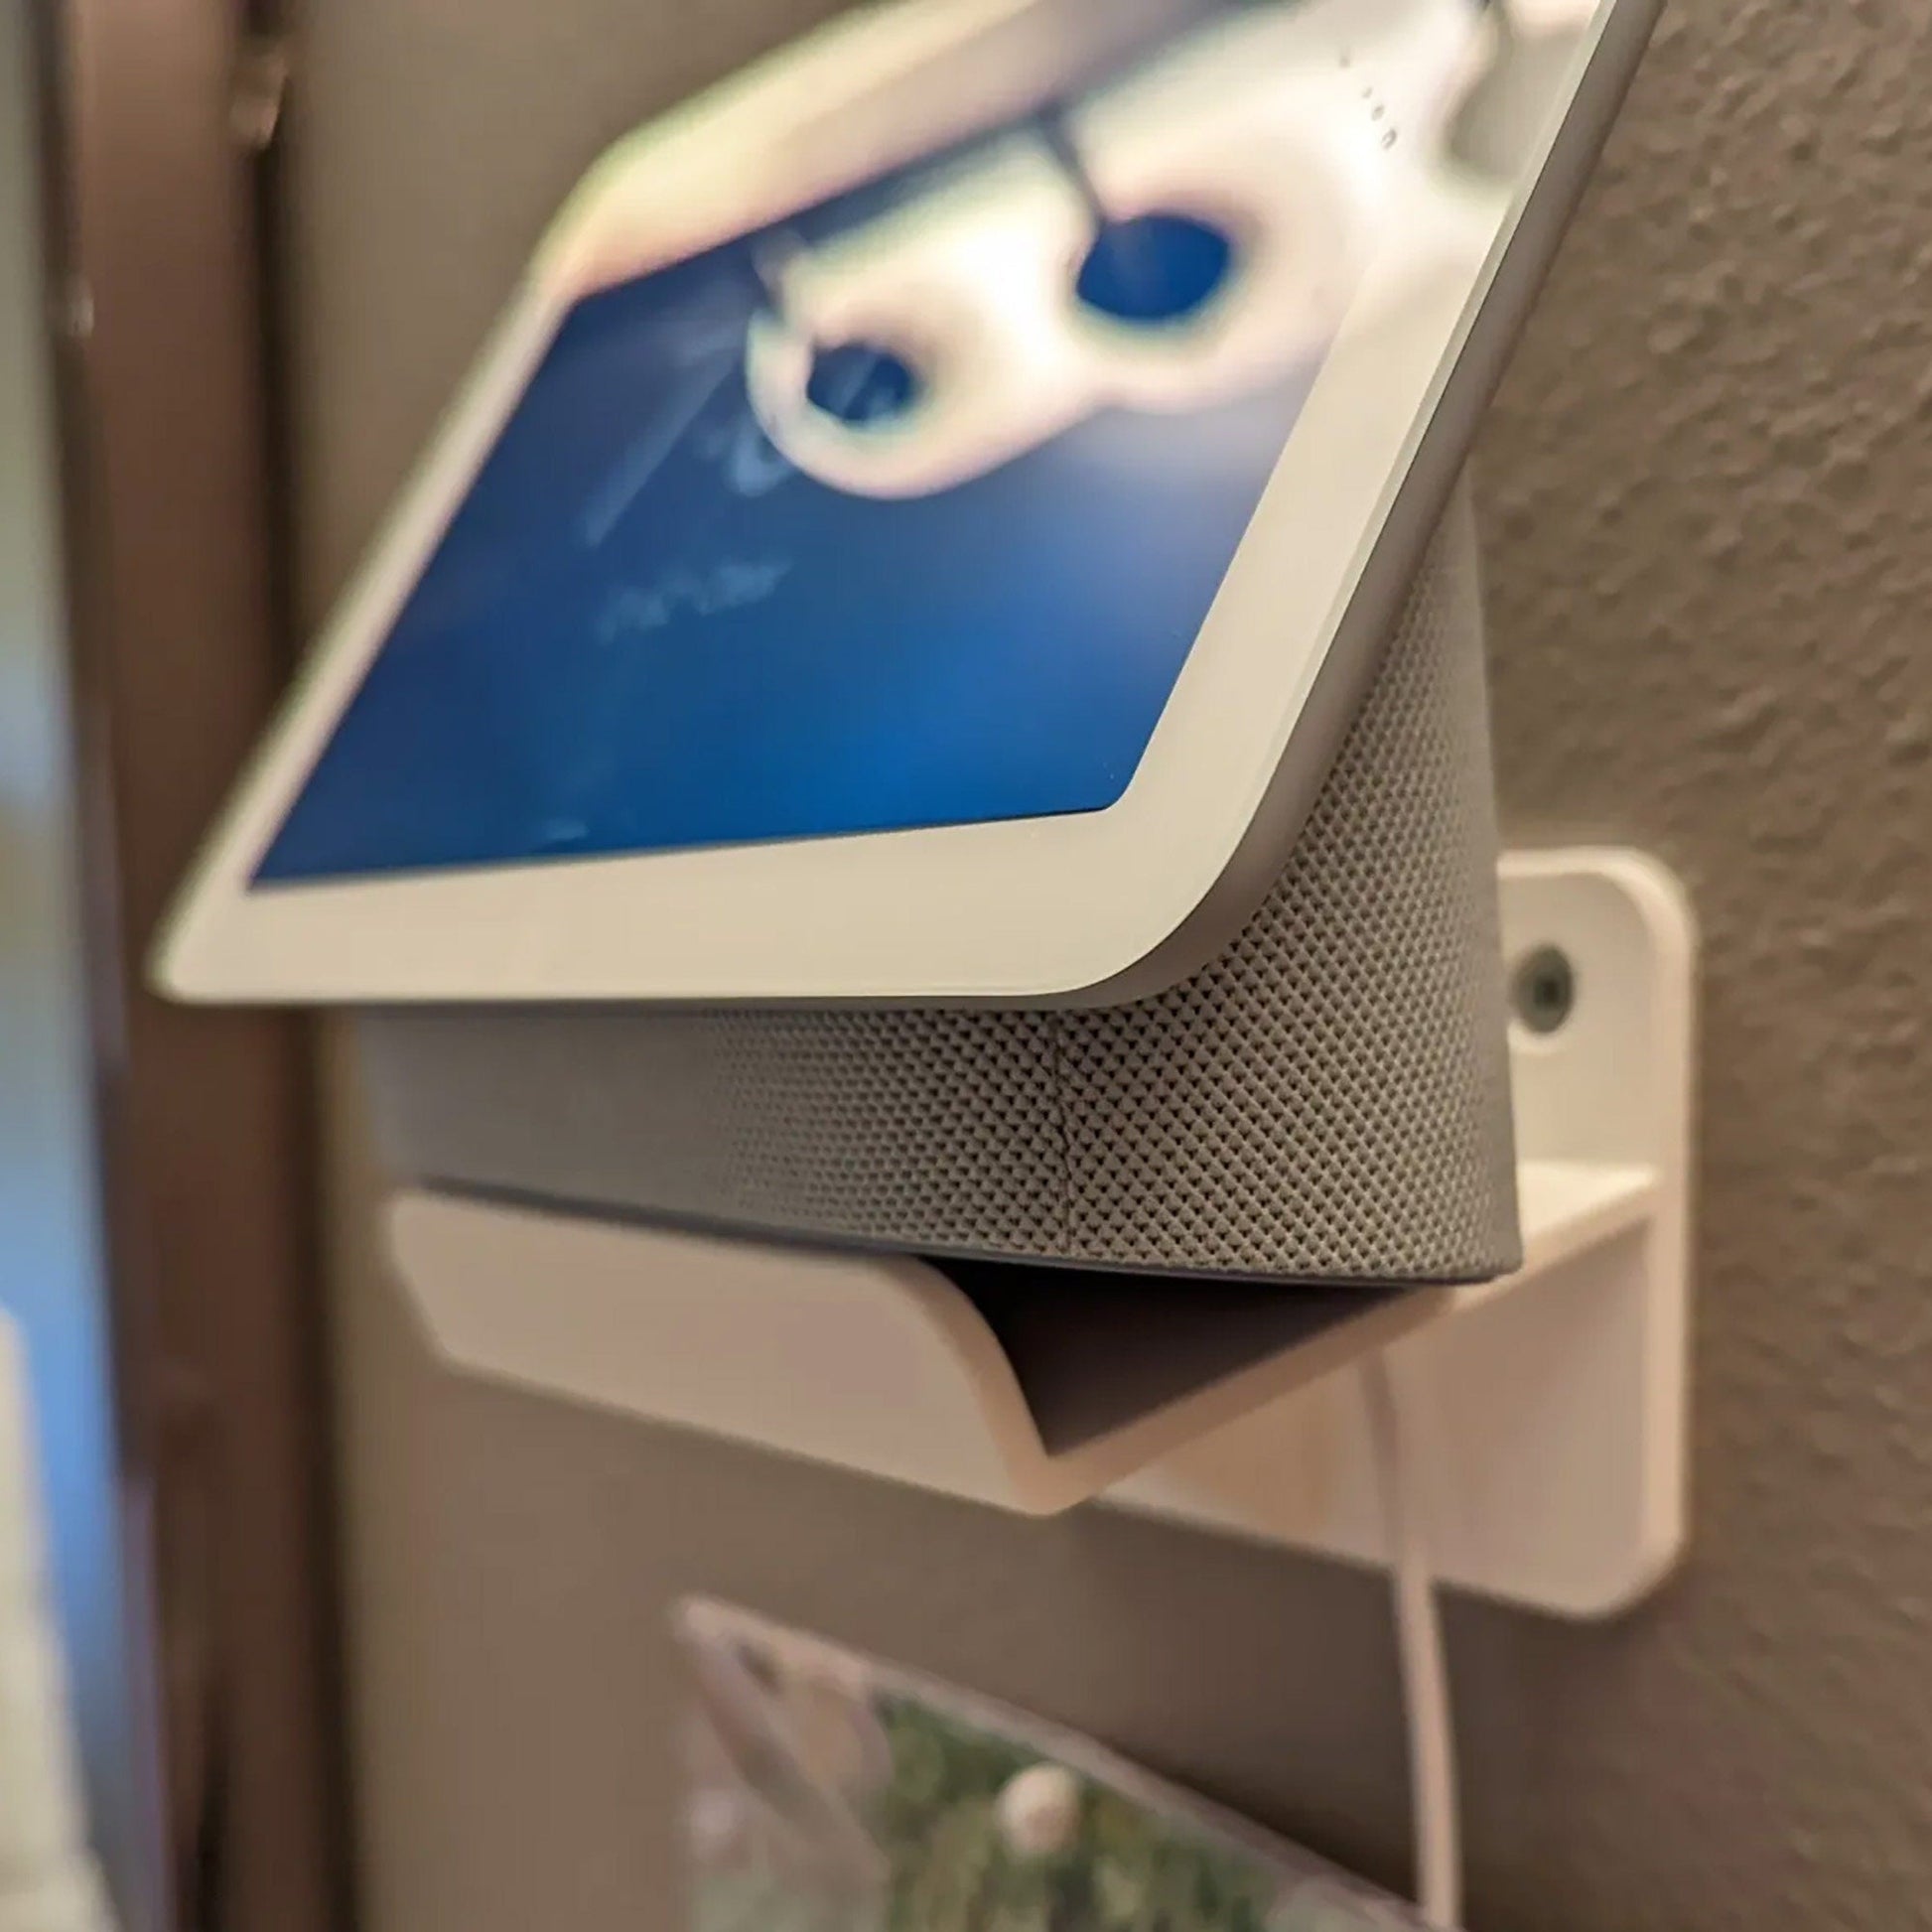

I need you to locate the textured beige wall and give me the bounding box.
[300,4,1932,1928]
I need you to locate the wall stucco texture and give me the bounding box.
[1476,1,1932,1915]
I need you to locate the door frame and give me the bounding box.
[30,2,348,1926]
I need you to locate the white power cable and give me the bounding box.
[1361,1351,1462,1929]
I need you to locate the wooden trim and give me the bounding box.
[34,2,349,1926]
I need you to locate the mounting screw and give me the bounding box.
[1511,944,1577,1035]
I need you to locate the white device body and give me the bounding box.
[154,0,1656,1009]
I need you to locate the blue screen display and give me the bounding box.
[255,69,1318,884]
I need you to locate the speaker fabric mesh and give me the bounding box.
[361,490,1521,1287]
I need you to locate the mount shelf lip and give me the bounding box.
[384,1155,1656,1516]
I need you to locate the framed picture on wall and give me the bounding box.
[679,1602,1427,1932]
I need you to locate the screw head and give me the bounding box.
[1511,944,1577,1036]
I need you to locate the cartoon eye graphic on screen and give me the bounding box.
[746,0,1505,500]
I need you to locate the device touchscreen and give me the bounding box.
[255,0,1495,886]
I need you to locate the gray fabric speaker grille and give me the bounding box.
[360,490,1522,1286]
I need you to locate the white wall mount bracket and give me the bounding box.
[388,849,1695,1621]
